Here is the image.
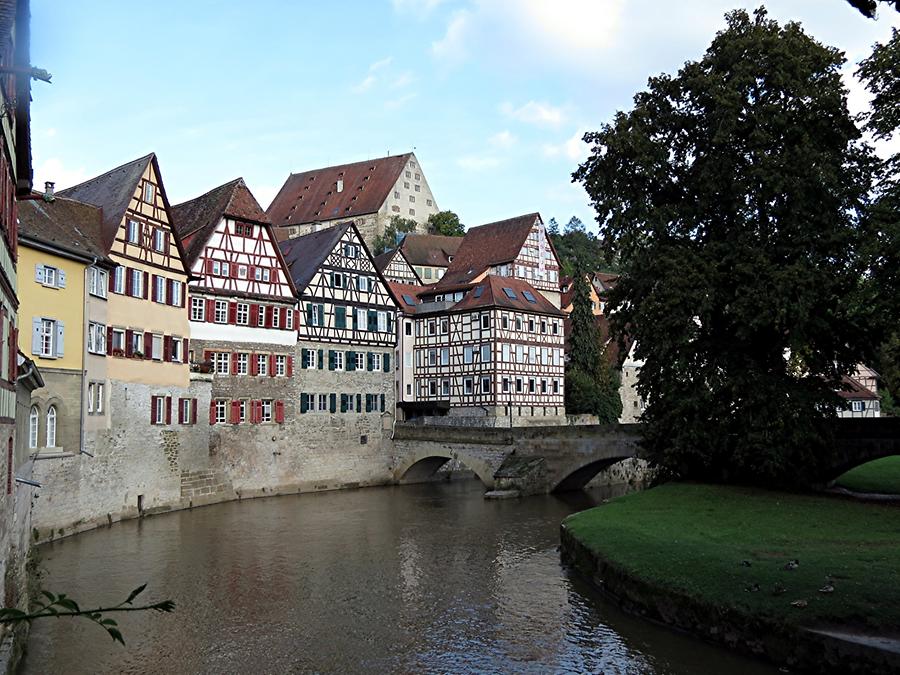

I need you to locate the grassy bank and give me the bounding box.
[836,456,900,495]
[563,483,900,631]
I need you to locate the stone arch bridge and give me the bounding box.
[391,418,900,495]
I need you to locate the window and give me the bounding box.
[303,349,316,369]
[357,276,370,292]
[427,199,433,207]
[88,267,108,298]
[254,267,270,282]
[502,287,517,300]
[372,353,382,371]
[180,398,194,424]
[377,311,388,333]
[151,334,163,360]
[440,318,449,334]
[502,315,509,329]
[528,319,535,332]
[39,319,56,357]
[333,351,345,371]
[215,399,227,424]
[235,353,248,375]
[286,309,294,329]
[143,183,155,203]
[170,281,182,307]
[258,306,266,327]
[409,195,415,202]
[516,317,523,331]
[152,396,165,425]
[256,353,268,376]
[553,380,560,394]
[171,337,183,362]
[111,329,125,355]
[331,272,344,288]
[502,378,510,393]
[152,229,165,252]
[236,303,249,325]
[529,378,536,393]
[131,269,144,297]
[428,380,437,396]
[480,344,490,363]
[522,290,537,304]
[318,394,328,412]
[87,322,106,354]
[356,308,366,330]
[851,400,865,412]
[516,378,523,393]
[191,297,205,321]
[481,376,491,393]
[127,219,141,244]
[405,322,412,336]
[309,303,322,327]
[46,406,57,447]
[424,268,432,280]
[238,265,248,279]
[215,300,228,324]
[113,267,125,294]
[344,243,359,258]
[481,313,490,329]
[261,400,273,423]
[272,308,280,328]
[214,352,230,375]
[237,399,248,423]
[441,348,449,365]
[131,331,144,357]
[275,355,287,376]
[541,379,548,394]
[154,275,166,303]
[409,209,415,216]
[394,190,400,199]
[414,184,420,192]
[552,321,559,335]
[28,406,38,448]
[464,378,474,395]
[540,320,547,334]
[464,346,474,364]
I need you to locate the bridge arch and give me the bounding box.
[551,456,634,493]
[394,448,496,489]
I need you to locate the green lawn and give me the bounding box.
[564,483,900,631]
[835,456,900,495]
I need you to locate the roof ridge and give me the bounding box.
[287,152,413,177]
[171,177,243,210]
[57,153,154,194]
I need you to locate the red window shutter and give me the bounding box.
[268,354,275,377]
[254,400,262,424]
[163,336,172,362]
[206,299,215,321]
[275,400,285,424]
[177,398,184,424]
[280,307,287,328]
[265,306,273,328]
[209,401,216,424]
[287,355,293,377]
[125,329,134,357]
[108,269,115,292]
[165,396,172,424]
[9,328,16,380]
[164,232,170,254]
[167,278,174,305]
[248,265,256,280]
[143,271,149,299]
[230,400,240,424]
[151,274,157,302]
[191,399,198,424]
[183,338,189,358]
[231,352,238,374]
[144,332,153,359]
[106,329,113,355]
[249,304,259,325]
[203,350,211,364]
[294,309,299,329]
[125,268,133,296]
[228,302,237,324]
[206,259,214,275]
[150,396,157,424]
[249,353,258,376]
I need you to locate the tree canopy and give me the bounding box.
[372,216,418,256]
[846,0,900,19]
[547,216,618,278]
[574,8,882,485]
[426,210,465,237]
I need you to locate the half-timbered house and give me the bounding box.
[386,281,427,416]
[171,178,296,431]
[398,233,463,284]
[373,247,421,285]
[279,222,398,429]
[435,213,562,308]
[412,276,565,419]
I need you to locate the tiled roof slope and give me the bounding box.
[436,213,538,288]
[278,223,351,294]
[398,233,463,267]
[372,249,397,273]
[387,281,428,314]
[267,153,411,228]
[837,376,879,400]
[171,178,269,266]
[450,276,564,316]
[58,154,153,249]
[19,196,112,263]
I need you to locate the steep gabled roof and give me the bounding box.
[387,281,428,314]
[278,223,352,294]
[837,376,879,401]
[374,247,423,284]
[449,276,564,316]
[398,233,463,267]
[58,154,153,249]
[19,196,113,265]
[436,213,539,288]
[171,178,270,266]
[267,153,412,228]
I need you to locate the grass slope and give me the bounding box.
[836,456,900,495]
[564,483,900,631]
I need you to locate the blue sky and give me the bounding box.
[29,1,900,232]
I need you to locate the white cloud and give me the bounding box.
[392,0,448,15]
[391,71,415,89]
[385,92,418,110]
[33,157,88,191]
[488,130,516,148]
[352,74,376,93]
[432,9,470,63]
[369,56,393,72]
[501,100,566,126]
[543,127,591,162]
[457,155,501,171]
[352,57,395,93]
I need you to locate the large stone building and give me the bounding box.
[171,177,297,434]
[435,213,562,308]
[407,276,566,419]
[397,233,463,284]
[18,197,116,455]
[267,152,439,248]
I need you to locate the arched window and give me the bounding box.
[46,406,57,448]
[28,406,38,449]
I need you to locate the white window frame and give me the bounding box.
[275,355,287,376]
[256,353,268,376]
[355,352,365,371]
[46,406,57,447]
[236,303,249,325]
[215,399,227,424]
[214,352,230,375]
[131,269,143,297]
[28,406,38,448]
[151,334,163,361]
[191,297,205,321]
[155,275,166,303]
[372,353,382,371]
[153,228,165,253]
[333,350,345,371]
[127,219,141,244]
[40,319,55,357]
[113,267,125,294]
[88,267,108,298]
[235,353,248,375]
[143,183,155,203]
[214,300,228,324]
[171,337,182,363]
[87,322,106,355]
[170,281,182,307]
[261,400,273,423]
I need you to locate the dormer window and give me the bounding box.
[337,179,344,193]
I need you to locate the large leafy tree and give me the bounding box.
[548,216,617,277]
[574,9,878,485]
[373,216,418,255]
[426,210,465,237]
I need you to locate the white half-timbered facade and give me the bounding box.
[172,178,296,427]
[410,276,565,418]
[373,247,422,285]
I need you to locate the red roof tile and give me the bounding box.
[448,276,564,316]
[398,233,463,267]
[836,376,879,400]
[267,153,412,228]
[387,281,428,313]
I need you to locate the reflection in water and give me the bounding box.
[22,481,774,674]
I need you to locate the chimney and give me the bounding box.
[43,181,55,202]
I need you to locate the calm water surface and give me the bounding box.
[22,481,775,674]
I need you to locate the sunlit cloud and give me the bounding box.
[501,100,567,127]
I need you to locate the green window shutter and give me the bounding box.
[317,304,325,326]
[347,351,356,371]
[335,306,346,329]
[380,394,385,412]
[367,352,373,371]
[365,394,372,413]
[301,348,308,366]
[300,393,308,414]
[368,310,377,331]
[383,353,391,372]
[318,349,324,369]
[306,303,313,325]
[387,314,394,334]
[340,394,348,413]
[356,394,361,413]
[328,349,336,371]
[330,272,335,287]
[329,393,337,413]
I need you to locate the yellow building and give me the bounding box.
[18,197,114,453]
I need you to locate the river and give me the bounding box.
[21,480,774,674]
